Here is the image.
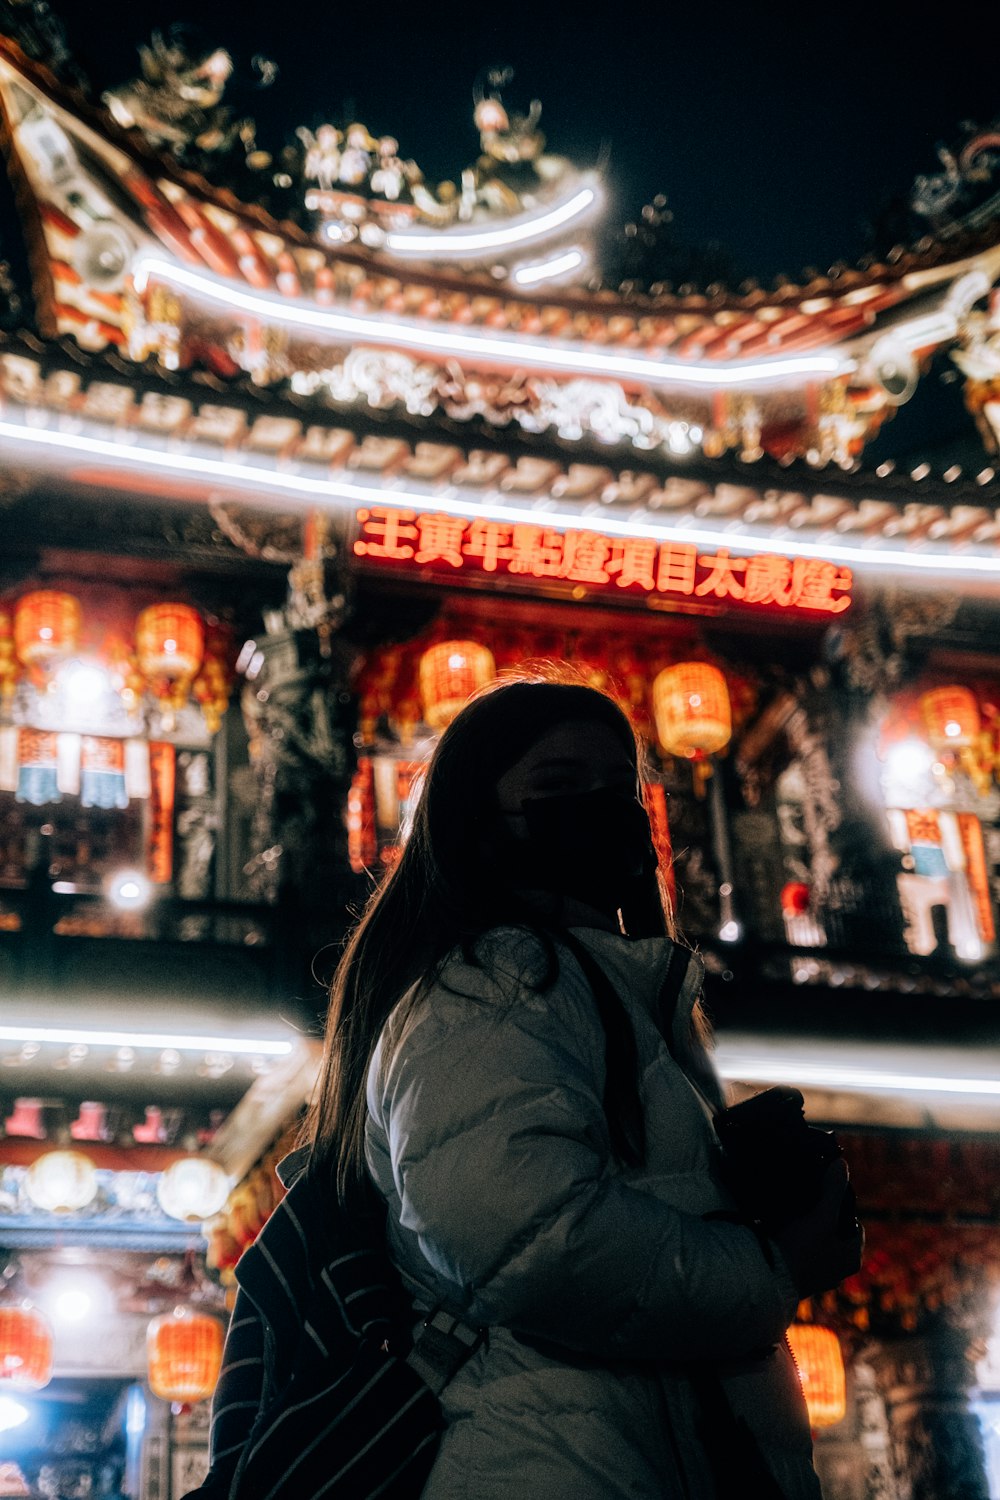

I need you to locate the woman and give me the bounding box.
[305,676,861,1499]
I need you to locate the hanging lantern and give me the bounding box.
[0,1306,53,1390]
[147,1308,223,1404]
[780,881,811,917]
[24,1150,98,1214]
[13,591,82,671]
[419,640,496,730]
[135,604,205,685]
[787,1324,846,1429]
[157,1157,231,1223]
[652,663,732,758]
[920,686,980,748]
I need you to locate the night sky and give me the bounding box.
[7,0,1000,458]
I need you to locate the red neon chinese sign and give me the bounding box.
[353,507,853,614]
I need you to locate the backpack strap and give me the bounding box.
[654,941,695,1061]
[555,928,647,1163]
[559,929,721,1126]
[406,1309,486,1396]
[558,927,693,1059]
[237,1175,483,1379]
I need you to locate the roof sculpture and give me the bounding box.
[101,44,587,253]
[0,26,997,588]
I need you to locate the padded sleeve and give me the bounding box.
[377,942,799,1362]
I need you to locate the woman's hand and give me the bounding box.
[771,1160,863,1298]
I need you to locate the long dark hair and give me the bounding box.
[304,673,677,1205]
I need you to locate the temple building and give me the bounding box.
[0,16,998,1499]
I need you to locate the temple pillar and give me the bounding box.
[812,1358,898,1499]
[866,1324,990,1500]
[226,521,360,965]
[240,611,359,1002]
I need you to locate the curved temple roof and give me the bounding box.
[0,35,999,474]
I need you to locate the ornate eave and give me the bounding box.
[1,334,999,613]
[2,37,1000,472]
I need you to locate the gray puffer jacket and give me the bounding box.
[365,926,820,1500]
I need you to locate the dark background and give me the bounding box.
[6,0,1000,460]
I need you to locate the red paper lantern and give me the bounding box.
[135,604,205,684]
[147,1308,223,1404]
[920,686,980,748]
[652,663,731,758]
[13,591,81,670]
[419,641,496,730]
[787,1324,846,1429]
[0,1305,54,1390]
[780,881,811,917]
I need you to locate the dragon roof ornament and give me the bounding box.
[911,123,1000,228]
[101,39,596,268]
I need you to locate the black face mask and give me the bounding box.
[497,786,659,916]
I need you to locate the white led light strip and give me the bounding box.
[714,1055,1000,1096]
[384,186,598,256]
[1,416,999,579]
[131,254,853,390]
[513,249,585,287]
[0,1023,294,1055]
